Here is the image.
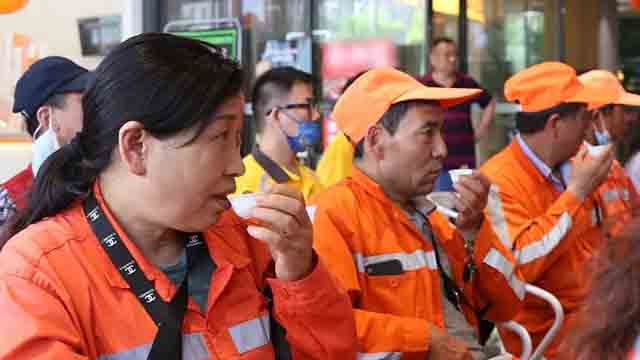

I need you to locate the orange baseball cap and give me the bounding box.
[504,62,608,112]
[578,70,640,110]
[332,67,481,144]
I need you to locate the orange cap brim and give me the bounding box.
[585,91,640,110]
[566,83,615,108]
[617,92,640,107]
[394,87,482,108]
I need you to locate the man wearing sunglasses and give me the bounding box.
[234,67,325,201]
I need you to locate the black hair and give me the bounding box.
[2,33,244,245]
[341,70,368,94]
[353,100,439,159]
[432,37,456,48]
[251,66,313,133]
[515,102,585,134]
[25,93,68,137]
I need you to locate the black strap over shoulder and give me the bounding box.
[83,192,207,360]
[252,146,291,184]
[416,209,495,345]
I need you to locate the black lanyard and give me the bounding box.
[83,191,207,360]
[413,207,495,345]
[252,146,291,184]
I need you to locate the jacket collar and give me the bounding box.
[350,166,426,228]
[510,137,557,189]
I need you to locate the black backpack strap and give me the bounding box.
[252,146,291,184]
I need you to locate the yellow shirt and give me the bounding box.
[234,153,325,202]
[315,132,354,187]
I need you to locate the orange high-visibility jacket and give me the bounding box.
[594,160,639,237]
[312,168,525,360]
[481,140,604,358]
[0,186,357,359]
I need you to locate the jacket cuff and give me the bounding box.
[402,318,431,352]
[267,254,344,315]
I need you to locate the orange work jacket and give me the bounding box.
[312,167,525,360]
[481,140,605,358]
[594,160,639,237]
[0,184,357,359]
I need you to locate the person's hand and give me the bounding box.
[453,171,491,231]
[428,324,473,360]
[246,184,313,282]
[568,145,615,200]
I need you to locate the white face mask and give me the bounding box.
[594,128,611,146]
[31,124,60,176]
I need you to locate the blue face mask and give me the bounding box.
[594,129,610,145]
[286,121,322,154]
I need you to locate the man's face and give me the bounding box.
[276,82,320,138]
[430,42,458,75]
[376,103,447,199]
[555,105,591,161]
[605,104,630,143]
[50,92,84,145]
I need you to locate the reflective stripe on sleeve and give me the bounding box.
[357,352,403,359]
[483,249,526,300]
[486,184,573,265]
[486,185,513,249]
[513,212,572,264]
[228,313,271,354]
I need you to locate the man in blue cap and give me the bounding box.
[0,56,91,228]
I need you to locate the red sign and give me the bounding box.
[321,39,397,148]
[321,39,397,80]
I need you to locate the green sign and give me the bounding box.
[174,28,239,61]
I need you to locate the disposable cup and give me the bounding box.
[449,168,474,184]
[229,193,258,219]
[586,143,608,157]
[229,194,319,222]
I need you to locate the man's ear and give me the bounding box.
[265,108,280,127]
[35,106,52,131]
[365,125,386,160]
[546,113,561,139]
[117,121,148,176]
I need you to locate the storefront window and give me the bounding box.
[432,0,459,42]
[314,0,427,147]
[466,0,548,99]
[465,0,553,163]
[242,0,311,81]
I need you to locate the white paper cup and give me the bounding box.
[426,192,459,219]
[228,193,258,219]
[586,143,608,157]
[229,194,318,222]
[449,168,474,184]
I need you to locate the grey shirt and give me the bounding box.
[160,249,216,313]
[406,209,487,359]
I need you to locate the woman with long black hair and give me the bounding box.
[0,33,356,359]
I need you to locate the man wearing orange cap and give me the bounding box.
[579,69,640,150]
[480,62,617,358]
[575,70,640,237]
[312,68,525,360]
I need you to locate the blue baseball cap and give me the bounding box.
[12,56,92,135]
